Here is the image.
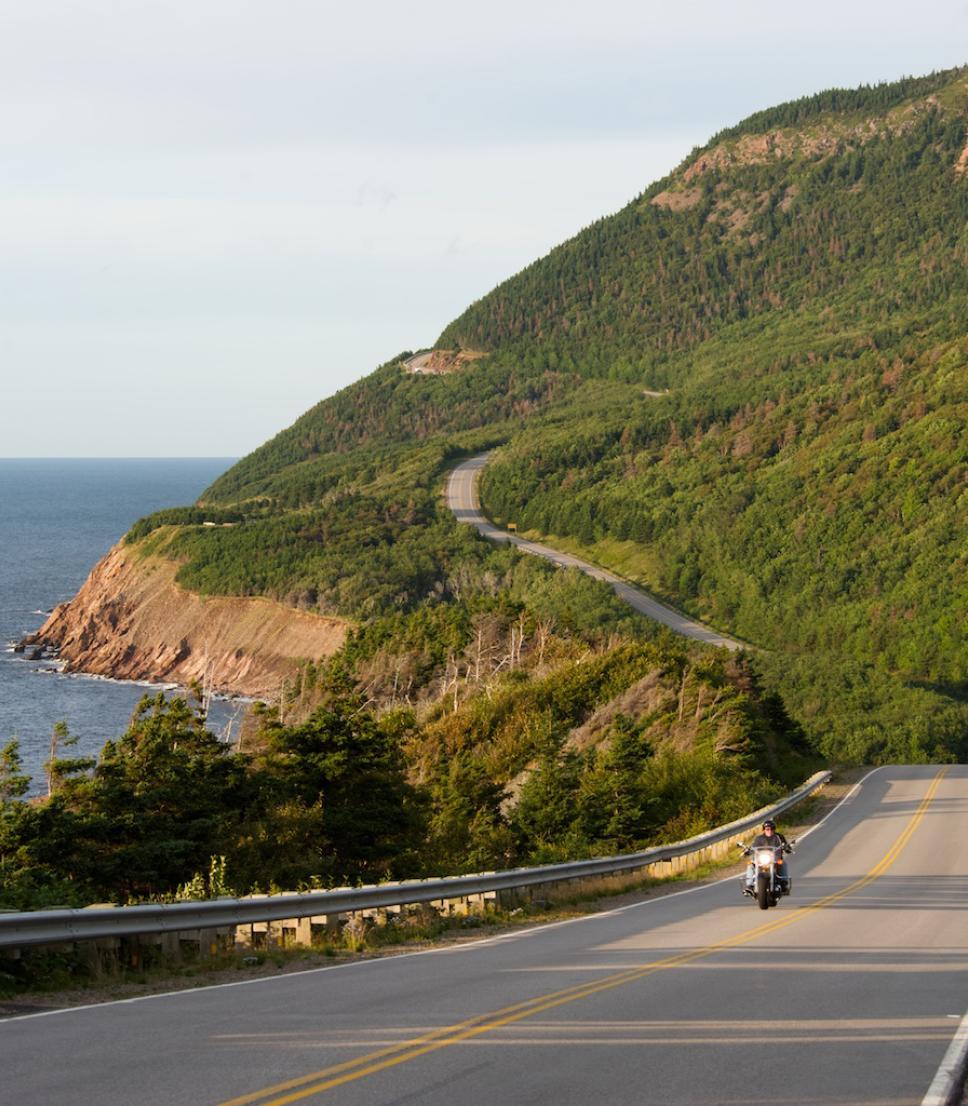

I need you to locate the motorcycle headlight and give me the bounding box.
[755,850,774,867]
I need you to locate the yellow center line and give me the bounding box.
[215,767,946,1106]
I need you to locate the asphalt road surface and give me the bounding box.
[4,766,968,1105]
[446,453,743,650]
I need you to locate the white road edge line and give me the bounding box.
[0,767,880,1025]
[922,1005,968,1106]
[796,766,882,842]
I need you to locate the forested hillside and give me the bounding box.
[126,66,965,764]
[440,68,966,379]
[3,66,964,915]
[12,67,964,911]
[441,67,968,762]
[0,637,812,910]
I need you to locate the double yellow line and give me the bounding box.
[216,767,946,1106]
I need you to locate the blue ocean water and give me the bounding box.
[0,459,239,791]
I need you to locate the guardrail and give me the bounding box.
[0,771,830,950]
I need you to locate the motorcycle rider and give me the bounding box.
[742,819,792,897]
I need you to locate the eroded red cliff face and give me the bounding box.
[24,544,349,699]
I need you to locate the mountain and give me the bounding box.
[31,66,968,766]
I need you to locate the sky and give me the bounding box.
[2,1,965,457]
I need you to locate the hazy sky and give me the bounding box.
[2,1,965,457]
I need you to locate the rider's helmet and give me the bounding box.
[762,820,776,831]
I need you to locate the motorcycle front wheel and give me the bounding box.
[756,874,770,910]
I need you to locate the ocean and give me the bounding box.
[0,458,240,792]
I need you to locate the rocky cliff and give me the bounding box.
[24,545,349,699]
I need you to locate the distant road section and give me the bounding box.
[447,453,743,651]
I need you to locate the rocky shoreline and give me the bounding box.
[21,544,350,700]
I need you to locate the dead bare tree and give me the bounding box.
[677,666,691,723]
[473,626,483,683]
[278,678,288,726]
[507,612,527,669]
[535,617,554,668]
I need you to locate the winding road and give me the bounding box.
[4,767,968,1105]
[446,453,743,651]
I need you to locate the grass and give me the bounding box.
[507,525,741,635]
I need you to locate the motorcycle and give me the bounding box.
[740,840,794,909]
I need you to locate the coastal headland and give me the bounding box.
[22,544,348,699]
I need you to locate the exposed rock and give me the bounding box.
[650,187,704,211]
[679,95,960,187]
[778,184,800,212]
[22,544,349,699]
[404,348,486,375]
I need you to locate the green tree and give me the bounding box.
[43,722,95,797]
[239,677,424,888]
[28,695,246,901]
